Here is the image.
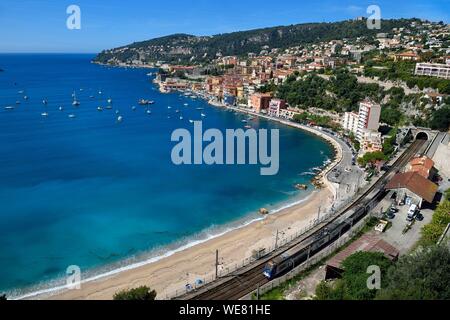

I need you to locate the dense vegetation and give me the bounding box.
[94,19,418,65]
[377,245,450,299]
[316,245,450,300]
[419,197,450,247]
[276,70,384,113]
[315,252,393,300]
[113,286,157,301]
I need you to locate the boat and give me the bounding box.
[15,101,21,105]
[59,106,64,111]
[196,107,204,110]
[244,125,252,129]
[97,107,103,111]
[138,99,154,105]
[72,100,80,106]
[179,116,184,120]
[201,113,206,117]
[98,90,102,95]
[168,106,172,109]
[105,105,113,110]
[24,96,29,100]
[183,103,189,106]
[18,90,24,94]
[42,99,48,105]
[4,106,14,110]
[115,110,120,114]
[132,106,137,111]
[146,110,152,115]
[107,98,112,104]
[175,110,180,113]
[241,120,248,123]
[189,120,194,123]
[68,114,76,118]
[117,116,123,122]
[41,112,49,117]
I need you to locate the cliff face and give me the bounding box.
[93,18,418,65]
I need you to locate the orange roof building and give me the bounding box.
[386,172,438,205]
[407,156,435,179]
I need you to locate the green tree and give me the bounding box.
[430,106,450,132]
[377,246,450,300]
[113,286,157,301]
[315,252,393,300]
[420,200,450,246]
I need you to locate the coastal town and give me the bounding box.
[88,17,450,301]
[1,3,450,307]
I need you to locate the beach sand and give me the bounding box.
[41,187,332,300]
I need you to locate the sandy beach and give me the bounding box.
[34,186,332,300]
[24,103,343,301]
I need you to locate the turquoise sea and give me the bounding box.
[0,54,333,296]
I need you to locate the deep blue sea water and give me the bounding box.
[0,54,333,295]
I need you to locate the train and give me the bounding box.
[262,204,370,280]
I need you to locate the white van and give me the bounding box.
[407,204,418,222]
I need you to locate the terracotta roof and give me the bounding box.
[327,234,399,269]
[385,172,438,203]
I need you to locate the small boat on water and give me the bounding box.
[107,98,112,104]
[97,107,103,112]
[117,116,123,122]
[138,99,154,105]
[175,110,180,113]
[189,120,194,123]
[196,107,204,110]
[15,101,21,105]
[168,106,172,109]
[183,103,189,106]
[42,99,48,105]
[18,90,24,94]
[105,105,113,110]
[132,106,136,111]
[72,100,80,106]
[98,90,102,95]
[244,125,252,129]
[201,113,206,117]
[24,96,29,100]
[179,116,184,120]
[68,114,76,119]
[241,120,248,123]
[115,110,120,114]
[59,106,64,111]
[146,110,152,115]
[41,112,49,117]
[4,106,14,110]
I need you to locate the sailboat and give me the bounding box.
[117,116,123,122]
[72,92,80,106]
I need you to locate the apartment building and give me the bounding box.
[268,99,286,117]
[250,93,272,113]
[343,112,359,135]
[356,100,382,141]
[415,62,450,79]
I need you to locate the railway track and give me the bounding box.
[180,139,427,300]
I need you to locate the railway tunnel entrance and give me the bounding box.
[416,132,430,141]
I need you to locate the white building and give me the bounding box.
[415,63,450,79]
[343,112,359,135]
[356,101,381,141]
[360,129,383,154]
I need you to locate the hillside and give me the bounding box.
[94,18,419,65]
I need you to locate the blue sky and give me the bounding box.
[0,0,448,53]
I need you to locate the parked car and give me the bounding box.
[415,213,424,222]
[406,204,418,222]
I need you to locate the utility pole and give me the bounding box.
[275,230,279,249]
[317,205,321,221]
[215,249,219,280]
